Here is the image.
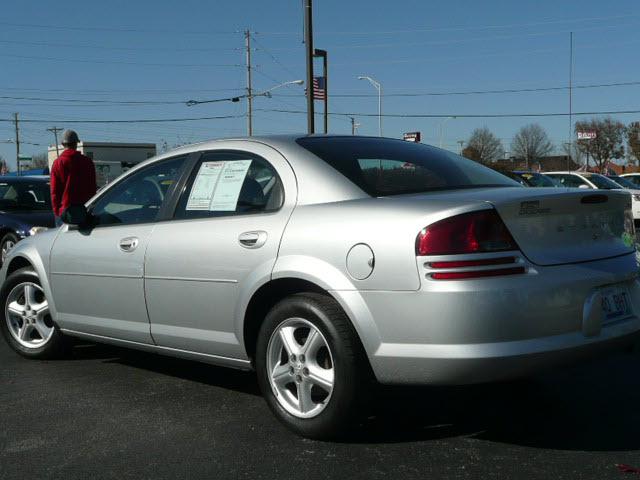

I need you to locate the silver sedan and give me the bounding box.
[1,135,639,439]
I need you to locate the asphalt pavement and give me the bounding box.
[2,339,640,480]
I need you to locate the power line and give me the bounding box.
[251,34,300,79]
[0,115,243,124]
[0,39,241,53]
[254,107,640,119]
[0,21,240,35]
[0,53,242,68]
[273,80,640,98]
[256,13,639,36]
[0,96,188,105]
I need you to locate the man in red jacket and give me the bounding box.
[50,130,97,225]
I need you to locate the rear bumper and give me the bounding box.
[370,316,640,385]
[352,252,640,385]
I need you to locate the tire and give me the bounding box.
[0,267,68,359]
[0,232,19,267]
[255,292,372,439]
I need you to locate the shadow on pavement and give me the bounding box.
[68,342,640,451]
[69,342,261,396]
[348,350,640,451]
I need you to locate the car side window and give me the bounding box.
[174,151,284,219]
[553,174,587,188]
[90,155,186,226]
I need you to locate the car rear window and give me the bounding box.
[582,173,621,190]
[296,137,518,196]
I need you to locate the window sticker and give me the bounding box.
[186,161,225,210]
[209,160,252,211]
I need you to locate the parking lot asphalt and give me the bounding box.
[2,339,640,480]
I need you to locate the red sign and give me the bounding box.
[403,131,421,142]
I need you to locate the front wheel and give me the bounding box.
[255,293,371,439]
[0,267,68,359]
[0,232,19,267]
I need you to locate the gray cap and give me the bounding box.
[62,129,80,145]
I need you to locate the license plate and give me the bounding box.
[600,285,632,323]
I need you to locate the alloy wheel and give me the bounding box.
[1,240,15,264]
[266,318,335,419]
[5,282,53,349]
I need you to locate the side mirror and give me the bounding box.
[578,184,590,189]
[61,204,90,226]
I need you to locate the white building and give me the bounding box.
[48,141,156,186]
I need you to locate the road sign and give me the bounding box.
[403,131,421,142]
[577,131,596,140]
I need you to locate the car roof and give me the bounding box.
[0,175,49,182]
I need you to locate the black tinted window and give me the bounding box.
[0,180,52,211]
[296,137,518,196]
[174,151,284,219]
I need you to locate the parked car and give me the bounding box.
[608,175,640,190]
[620,173,640,188]
[544,171,640,226]
[510,171,558,187]
[2,137,639,439]
[0,176,54,266]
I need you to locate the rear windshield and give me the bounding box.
[582,173,622,190]
[296,137,519,196]
[608,176,637,189]
[515,172,557,187]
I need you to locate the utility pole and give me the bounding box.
[13,113,20,176]
[304,0,315,134]
[47,126,63,158]
[350,117,360,135]
[568,31,573,170]
[314,49,328,133]
[245,29,253,136]
[457,140,464,154]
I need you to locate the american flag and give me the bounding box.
[312,76,326,101]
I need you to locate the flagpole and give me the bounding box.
[314,49,328,134]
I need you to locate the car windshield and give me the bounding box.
[0,180,52,211]
[582,173,622,190]
[296,137,519,196]
[608,176,637,189]
[515,172,557,187]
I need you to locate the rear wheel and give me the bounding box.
[0,267,68,358]
[0,232,18,267]
[255,293,371,439]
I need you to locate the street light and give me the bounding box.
[186,80,304,106]
[438,116,456,149]
[357,75,382,137]
[255,79,304,99]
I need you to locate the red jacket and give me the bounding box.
[50,149,97,217]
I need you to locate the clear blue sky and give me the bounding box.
[1,0,638,169]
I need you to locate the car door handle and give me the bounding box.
[238,231,267,249]
[119,237,139,252]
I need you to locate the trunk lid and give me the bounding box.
[490,189,634,266]
[399,187,635,266]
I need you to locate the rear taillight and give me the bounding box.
[416,209,519,256]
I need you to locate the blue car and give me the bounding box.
[0,176,55,265]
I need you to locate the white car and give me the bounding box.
[620,173,640,189]
[544,171,640,226]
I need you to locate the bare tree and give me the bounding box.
[510,124,553,169]
[461,145,481,162]
[466,127,504,164]
[32,152,49,169]
[561,141,585,166]
[575,117,626,172]
[627,121,640,166]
